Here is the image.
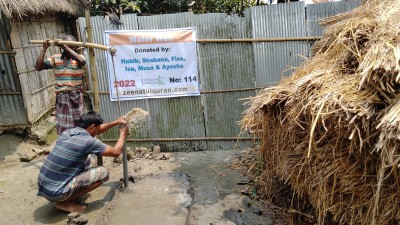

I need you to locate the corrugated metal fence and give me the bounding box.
[77,1,360,151]
[0,14,28,128]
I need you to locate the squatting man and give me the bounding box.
[37,111,129,213]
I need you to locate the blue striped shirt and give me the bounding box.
[37,127,106,200]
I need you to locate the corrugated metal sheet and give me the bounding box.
[76,2,360,151]
[137,12,194,30]
[192,13,255,150]
[307,0,362,37]
[0,15,28,127]
[78,14,208,151]
[251,1,309,86]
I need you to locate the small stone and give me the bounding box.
[139,147,148,152]
[113,156,122,163]
[67,212,80,219]
[153,145,161,155]
[43,149,51,155]
[253,210,263,216]
[127,150,135,160]
[37,139,46,145]
[20,150,38,162]
[210,221,236,225]
[157,153,171,160]
[71,215,88,224]
[33,148,45,155]
[15,128,24,135]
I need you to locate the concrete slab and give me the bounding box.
[0,147,272,225]
[98,173,192,225]
[109,150,272,225]
[29,116,57,145]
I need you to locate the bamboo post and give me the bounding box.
[29,40,115,52]
[85,2,103,166]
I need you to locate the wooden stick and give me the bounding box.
[196,37,322,43]
[288,208,314,220]
[0,50,16,55]
[29,40,116,54]
[102,137,257,142]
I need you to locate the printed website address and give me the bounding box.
[122,87,189,96]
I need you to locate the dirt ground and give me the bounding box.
[0,133,272,225]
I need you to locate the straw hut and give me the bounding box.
[240,0,400,224]
[0,0,84,133]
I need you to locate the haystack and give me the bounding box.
[240,0,400,224]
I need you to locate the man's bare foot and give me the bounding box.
[55,201,85,213]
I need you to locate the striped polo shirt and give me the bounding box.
[45,54,85,92]
[37,127,106,200]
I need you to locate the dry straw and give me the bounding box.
[0,0,83,19]
[240,0,400,224]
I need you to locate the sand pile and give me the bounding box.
[240,0,400,224]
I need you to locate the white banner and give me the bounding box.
[104,27,199,101]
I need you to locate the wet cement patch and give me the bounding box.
[97,173,192,225]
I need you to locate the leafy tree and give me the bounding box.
[89,0,260,16]
[119,0,142,13]
[191,0,258,15]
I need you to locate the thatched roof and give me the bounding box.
[0,0,84,19]
[240,0,400,224]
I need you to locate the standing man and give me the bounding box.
[37,111,129,213]
[35,34,87,135]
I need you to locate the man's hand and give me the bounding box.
[116,116,127,126]
[53,39,63,48]
[119,125,129,138]
[98,116,127,134]
[102,124,129,157]
[42,40,50,50]
[35,40,50,71]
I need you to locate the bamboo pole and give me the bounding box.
[0,92,22,95]
[196,37,322,43]
[84,3,103,166]
[29,40,116,53]
[0,50,16,54]
[102,137,256,142]
[85,86,267,95]
[30,37,320,48]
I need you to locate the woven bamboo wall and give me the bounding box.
[10,15,71,125]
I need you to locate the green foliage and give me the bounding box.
[139,0,192,14]
[191,0,258,15]
[90,0,259,16]
[120,0,142,13]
